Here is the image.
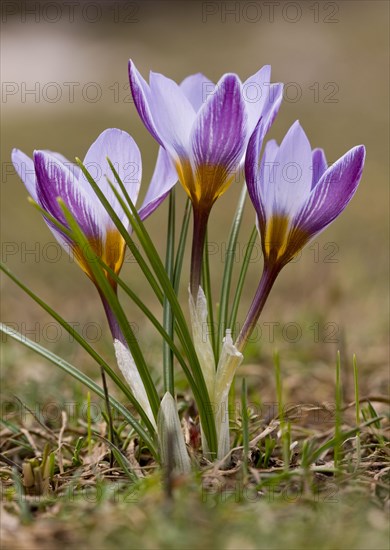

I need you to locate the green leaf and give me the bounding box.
[229,225,258,337]
[163,188,176,395]
[217,185,247,358]
[202,230,217,362]
[0,261,156,437]
[58,199,160,420]
[0,323,158,458]
[173,198,191,294]
[241,378,249,477]
[81,157,217,455]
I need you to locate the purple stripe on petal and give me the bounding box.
[311,148,327,189]
[243,65,271,136]
[34,151,103,243]
[260,83,283,139]
[128,60,164,147]
[138,147,178,221]
[245,119,266,227]
[295,145,366,236]
[180,73,215,113]
[191,73,247,200]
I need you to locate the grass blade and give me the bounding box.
[229,225,258,337]
[202,230,217,362]
[163,188,175,395]
[0,261,156,436]
[173,198,191,294]
[1,323,158,458]
[84,158,217,455]
[217,185,247,358]
[241,378,249,478]
[58,199,160,419]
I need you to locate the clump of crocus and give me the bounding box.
[128,61,283,296]
[236,120,366,350]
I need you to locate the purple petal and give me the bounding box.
[80,128,142,225]
[243,65,271,136]
[259,83,283,139]
[138,147,178,221]
[34,150,102,243]
[190,73,247,205]
[12,149,37,201]
[180,73,215,112]
[128,60,163,146]
[295,145,366,236]
[42,150,80,179]
[245,120,265,227]
[311,148,327,189]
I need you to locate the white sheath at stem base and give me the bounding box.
[158,392,191,474]
[189,287,243,461]
[114,339,157,430]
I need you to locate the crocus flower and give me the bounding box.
[128,61,283,295]
[12,129,177,428]
[12,128,177,293]
[236,120,366,349]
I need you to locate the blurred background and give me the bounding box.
[1,1,388,405]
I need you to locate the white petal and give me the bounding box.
[114,339,156,429]
[188,285,216,397]
[157,392,191,474]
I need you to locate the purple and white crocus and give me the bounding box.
[12,129,177,426]
[236,120,366,349]
[128,61,283,295]
[12,128,176,296]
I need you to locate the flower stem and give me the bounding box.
[100,290,126,345]
[235,264,281,352]
[190,207,210,298]
[97,289,123,466]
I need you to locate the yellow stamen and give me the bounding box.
[264,214,311,266]
[264,214,289,261]
[176,159,236,211]
[73,229,126,287]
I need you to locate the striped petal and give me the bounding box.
[128,60,162,146]
[311,148,327,189]
[189,73,247,207]
[138,147,178,221]
[34,150,103,254]
[129,60,196,162]
[243,65,272,136]
[295,145,366,236]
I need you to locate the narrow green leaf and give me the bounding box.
[217,185,247,358]
[229,225,258,337]
[93,158,217,455]
[58,200,160,419]
[1,323,158,458]
[241,378,249,478]
[202,230,217,362]
[334,351,342,470]
[0,262,156,437]
[163,188,175,395]
[173,198,191,294]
